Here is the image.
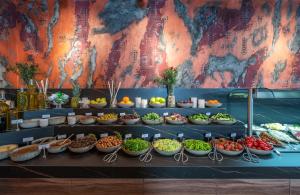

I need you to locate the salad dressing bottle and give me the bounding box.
[17,88,28,111]
[27,79,37,110]
[37,88,46,109]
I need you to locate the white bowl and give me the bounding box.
[96,144,121,153]
[121,118,140,125]
[68,144,95,153]
[122,147,149,156]
[217,148,244,156]
[205,102,222,108]
[149,103,165,108]
[39,119,49,127]
[213,119,237,125]
[117,102,134,108]
[0,144,18,160]
[184,147,212,156]
[47,139,71,154]
[97,118,118,125]
[248,147,273,155]
[9,145,41,162]
[166,118,187,125]
[32,137,56,145]
[89,102,107,109]
[153,146,182,156]
[20,119,39,129]
[177,102,193,108]
[49,116,66,125]
[189,118,211,125]
[142,118,163,125]
[79,116,96,125]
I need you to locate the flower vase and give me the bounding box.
[55,103,62,109]
[71,96,80,108]
[167,86,176,108]
[110,99,117,108]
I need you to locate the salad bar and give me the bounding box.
[1,88,300,181]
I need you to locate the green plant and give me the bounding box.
[8,63,38,85]
[72,82,81,97]
[155,67,178,87]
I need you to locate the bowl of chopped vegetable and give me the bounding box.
[153,139,182,156]
[183,139,212,156]
[122,138,150,156]
[188,114,211,125]
[142,113,164,125]
[211,113,237,125]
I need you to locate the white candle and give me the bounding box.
[141,99,148,108]
[191,97,197,108]
[135,97,142,108]
[198,99,205,108]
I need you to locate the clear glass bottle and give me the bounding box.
[37,88,46,109]
[17,88,28,111]
[0,90,10,130]
[27,79,37,110]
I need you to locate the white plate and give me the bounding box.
[217,148,243,156]
[189,118,211,125]
[117,102,134,108]
[122,147,149,156]
[10,145,41,162]
[184,147,212,156]
[248,147,273,155]
[153,146,182,156]
[142,118,163,125]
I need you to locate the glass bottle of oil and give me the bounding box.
[27,79,37,110]
[17,88,28,111]
[37,88,46,109]
[0,90,10,130]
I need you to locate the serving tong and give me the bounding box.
[139,145,153,163]
[208,139,223,162]
[174,137,188,163]
[103,146,122,163]
[242,144,259,163]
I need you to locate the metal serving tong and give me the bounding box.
[174,146,188,163]
[103,146,122,163]
[174,137,188,163]
[139,144,153,163]
[208,139,223,162]
[242,144,259,163]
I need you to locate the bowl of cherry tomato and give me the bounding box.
[214,138,244,156]
[244,136,273,155]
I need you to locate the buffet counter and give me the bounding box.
[1,150,300,179]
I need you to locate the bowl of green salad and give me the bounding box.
[183,139,212,156]
[142,113,164,125]
[211,113,236,125]
[122,138,150,156]
[153,139,182,156]
[189,114,211,125]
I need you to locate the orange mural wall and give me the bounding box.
[0,0,300,89]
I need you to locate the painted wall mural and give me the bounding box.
[0,0,300,88]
